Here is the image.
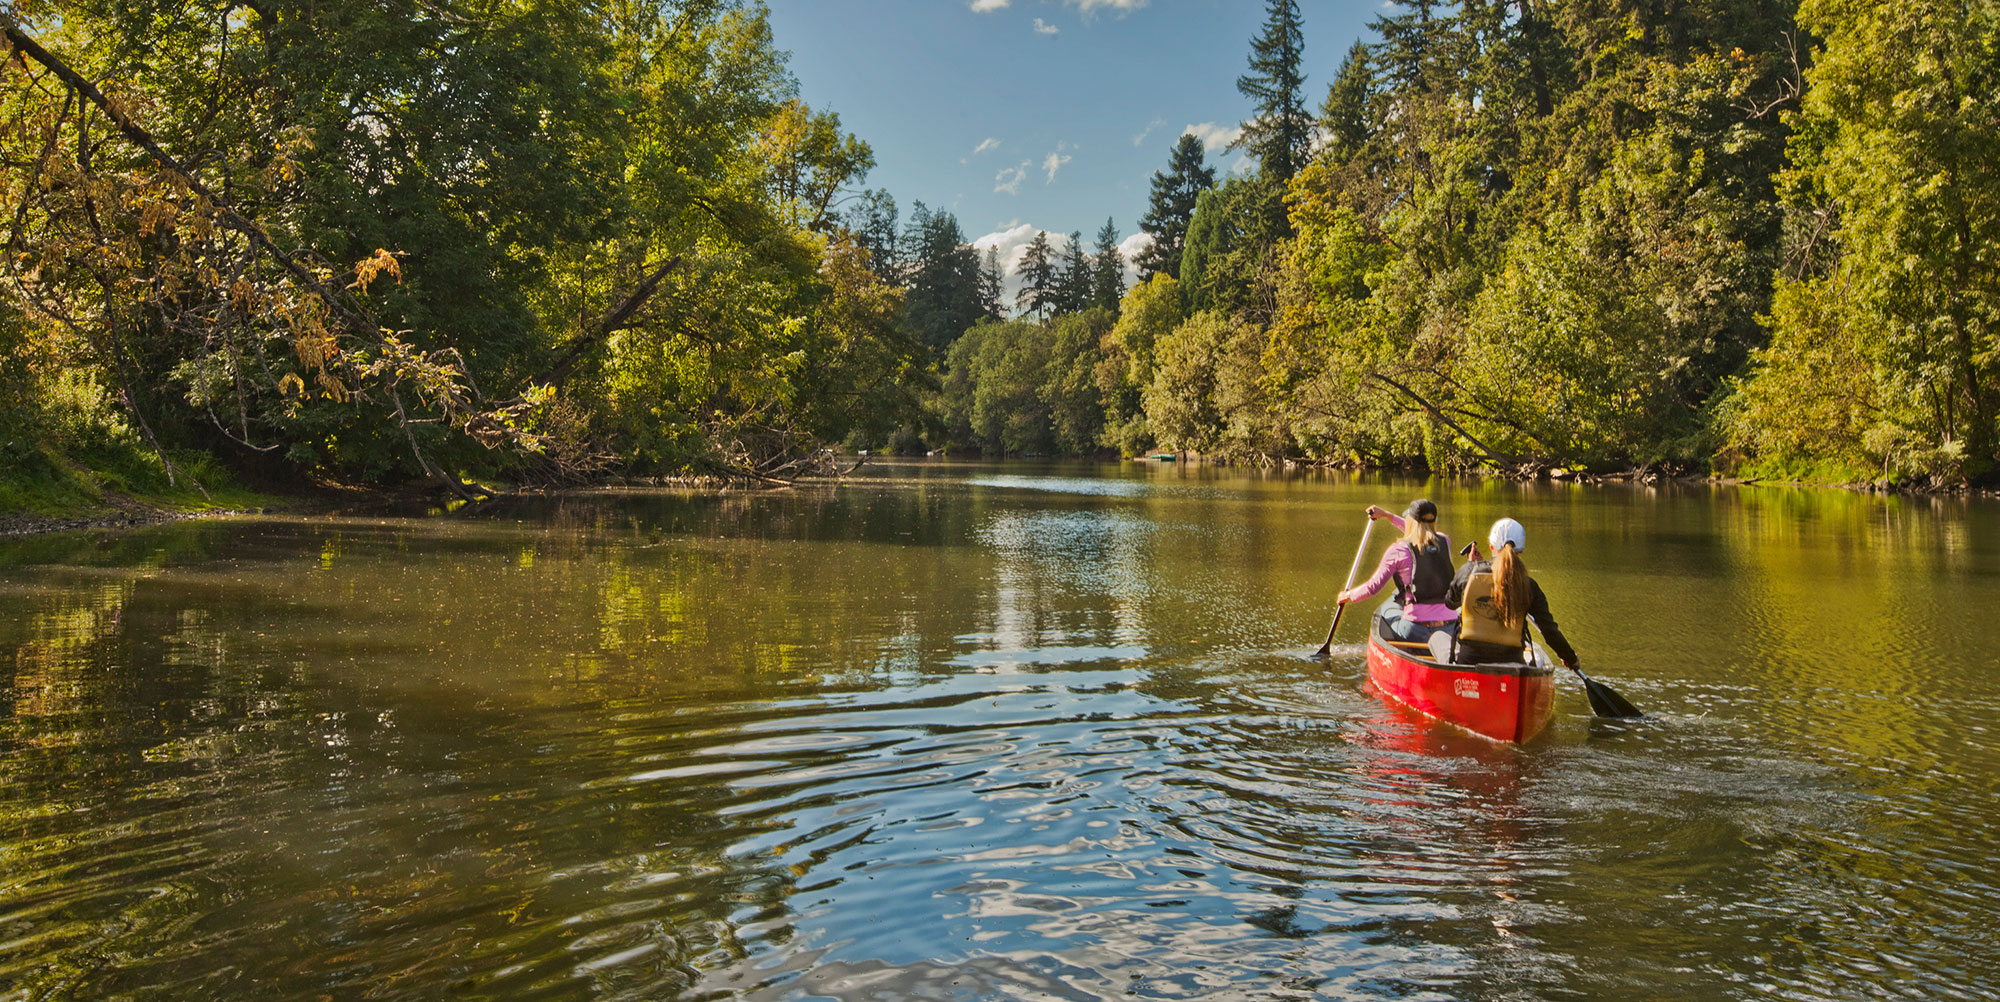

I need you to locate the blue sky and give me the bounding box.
[765,0,1383,279]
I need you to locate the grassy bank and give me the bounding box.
[0,438,278,535]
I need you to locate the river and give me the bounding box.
[1,460,1994,1000]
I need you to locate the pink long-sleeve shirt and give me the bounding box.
[1338,514,1458,623]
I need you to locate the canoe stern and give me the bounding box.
[1366,637,1556,743]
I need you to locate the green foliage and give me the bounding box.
[1097,277,1182,455]
[1145,311,1240,454]
[1775,0,2000,480]
[1045,311,1115,455]
[1016,230,1058,319]
[2,0,920,498]
[939,321,1054,455]
[1090,219,1127,315]
[9,0,1997,490]
[1460,226,1690,463]
[899,203,988,354]
[933,313,1113,457]
[1180,186,1238,315]
[1722,274,1883,481]
[1051,232,1094,317]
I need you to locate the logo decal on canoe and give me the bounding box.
[1454,678,1480,699]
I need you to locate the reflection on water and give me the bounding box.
[1,462,1997,1000]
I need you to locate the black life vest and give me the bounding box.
[1394,539,1453,607]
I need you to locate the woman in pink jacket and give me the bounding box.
[1336,498,1458,643]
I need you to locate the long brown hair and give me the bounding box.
[1490,543,1530,629]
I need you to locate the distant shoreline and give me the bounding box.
[4,460,1993,540]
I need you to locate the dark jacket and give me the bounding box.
[1445,560,1578,666]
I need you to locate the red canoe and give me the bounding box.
[1365,631,1557,743]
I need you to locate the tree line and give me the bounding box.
[1,0,1995,498]
[926,0,2000,486]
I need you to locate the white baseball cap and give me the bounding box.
[1488,517,1526,552]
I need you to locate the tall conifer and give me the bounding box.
[1236,0,1310,184]
[1016,230,1057,318]
[1091,218,1125,313]
[1054,232,1092,316]
[1135,134,1216,280]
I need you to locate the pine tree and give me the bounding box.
[902,202,985,352]
[1091,218,1125,313]
[980,245,1006,320]
[844,188,899,280]
[1016,230,1056,318]
[1053,231,1092,316]
[1135,134,1216,280]
[1319,41,1374,166]
[1236,0,1310,184]
[1370,0,1439,92]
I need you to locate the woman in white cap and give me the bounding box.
[1336,498,1458,643]
[1446,517,1578,668]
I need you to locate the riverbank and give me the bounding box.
[0,457,379,538]
[6,454,1994,539]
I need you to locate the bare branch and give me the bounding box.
[1369,370,1520,466]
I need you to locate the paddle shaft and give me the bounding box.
[1314,516,1378,656]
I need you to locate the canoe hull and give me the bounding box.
[1366,634,1557,743]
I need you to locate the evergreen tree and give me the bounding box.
[1180,188,1232,314]
[1319,42,1374,166]
[1236,0,1310,185]
[1053,231,1093,316]
[1016,230,1057,319]
[844,188,900,280]
[1091,218,1125,314]
[1135,134,1216,280]
[980,245,1006,320]
[902,202,985,353]
[1370,0,1440,92]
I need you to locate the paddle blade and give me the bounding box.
[1311,604,1349,659]
[1579,673,1642,718]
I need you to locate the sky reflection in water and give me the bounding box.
[0,461,1996,1001]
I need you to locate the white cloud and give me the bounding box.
[970,0,1009,11]
[972,137,1002,156]
[1227,152,1256,175]
[972,223,1041,275]
[1117,231,1154,287]
[1032,17,1060,35]
[973,224,1084,311]
[995,162,1029,195]
[1182,122,1243,154]
[1043,146,1072,184]
[1132,117,1165,148]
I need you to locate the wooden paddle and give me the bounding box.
[1312,516,1378,658]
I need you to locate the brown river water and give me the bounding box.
[1,459,1995,1000]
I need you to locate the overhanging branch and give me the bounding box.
[1369,370,1520,467]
